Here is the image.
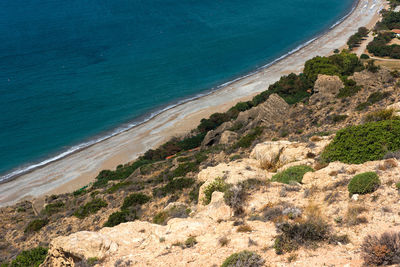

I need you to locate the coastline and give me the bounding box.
[0,0,386,207]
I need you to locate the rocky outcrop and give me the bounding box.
[351,69,393,89]
[201,94,289,147]
[309,75,343,106]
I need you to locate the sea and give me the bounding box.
[0,0,355,182]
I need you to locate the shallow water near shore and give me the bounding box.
[0,0,355,181]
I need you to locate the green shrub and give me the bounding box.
[153,211,169,225]
[234,127,263,148]
[203,178,229,205]
[356,102,370,111]
[106,181,132,194]
[43,201,64,215]
[9,247,48,267]
[73,198,107,219]
[331,114,348,123]
[367,91,390,104]
[121,193,151,210]
[360,54,370,59]
[172,162,198,177]
[271,165,314,184]
[396,182,400,190]
[348,172,380,195]
[321,120,400,164]
[364,109,396,123]
[274,218,330,254]
[221,251,264,267]
[337,78,362,98]
[366,60,381,73]
[87,257,99,266]
[73,186,88,196]
[24,219,48,233]
[184,236,197,248]
[103,210,134,227]
[154,178,195,197]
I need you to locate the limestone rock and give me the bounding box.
[196,191,232,221]
[309,75,343,106]
[219,130,238,145]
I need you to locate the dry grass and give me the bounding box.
[378,159,398,171]
[346,205,368,226]
[237,224,252,233]
[314,162,328,171]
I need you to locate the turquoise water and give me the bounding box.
[0,0,355,181]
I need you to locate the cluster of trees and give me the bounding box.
[367,32,400,58]
[347,27,369,49]
[375,11,400,31]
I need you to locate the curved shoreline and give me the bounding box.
[0,0,358,184]
[0,0,386,207]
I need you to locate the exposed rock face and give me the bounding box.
[250,137,331,170]
[309,75,343,106]
[201,93,289,147]
[236,93,289,128]
[351,69,393,89]
[219,130,238,145]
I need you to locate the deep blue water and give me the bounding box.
[0,0,355,180]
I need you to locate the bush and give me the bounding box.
[203,178,229,205]
[73,198,108,219]
[271,165,314,184]
[24,219,48,233]
[189,182,204,204]
[337,78,362,98]
[9,247,48,267]
[172,162,198,177]
[221,251,264,267]
[43,201,64,215]
[360,53,370,59]
[366,60,381,73]
[331,114,348,123]
[224,184,246,215]
[361,232,400,266]
[364,109,396,123]
[274,217,330,254]
[106,181,132,194]
[321,120,400,164]
[234,127,263,148]
[184,236,197,248]
[154,177,195,197]
[348,172,380,195]
[153,211,169,225]
[121,193,151,210]
[103,210,134,227]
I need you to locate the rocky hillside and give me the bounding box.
[2,52,400,266]
[42,136,400,266]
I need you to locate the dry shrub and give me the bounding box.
[310,136,322,142]
[306,152,316,159]
[378,159,398,171]
[329,170,338,177]
[362,232,400,266]
[237,224,252,233]
[303,185,319,198]
[314,162,328,171]
[219,236,230,247]
[346,205,368,226]
[324,191,340,205]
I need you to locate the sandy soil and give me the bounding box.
[0,0,387,208]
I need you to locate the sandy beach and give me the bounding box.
[0,0,386,208]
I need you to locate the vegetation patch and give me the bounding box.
[7,247,48,267]
[103,210,134,228]
[321,120,400,164]
[221,251,264,267]
[362,232,400,266]
[154,177,195,197]
[203,178,229,205]
[337,78,362,98]
[234,127,263,148]
[24,219,48,233]
[73,198,108,219]
[43,201,64,216]
[121,193,151,210]
[347,27,369,49]
[271,165,313,184]
[153,211,169,225]
[348,172,380,195]
[106,181,132,194]
[364,109,397,123]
